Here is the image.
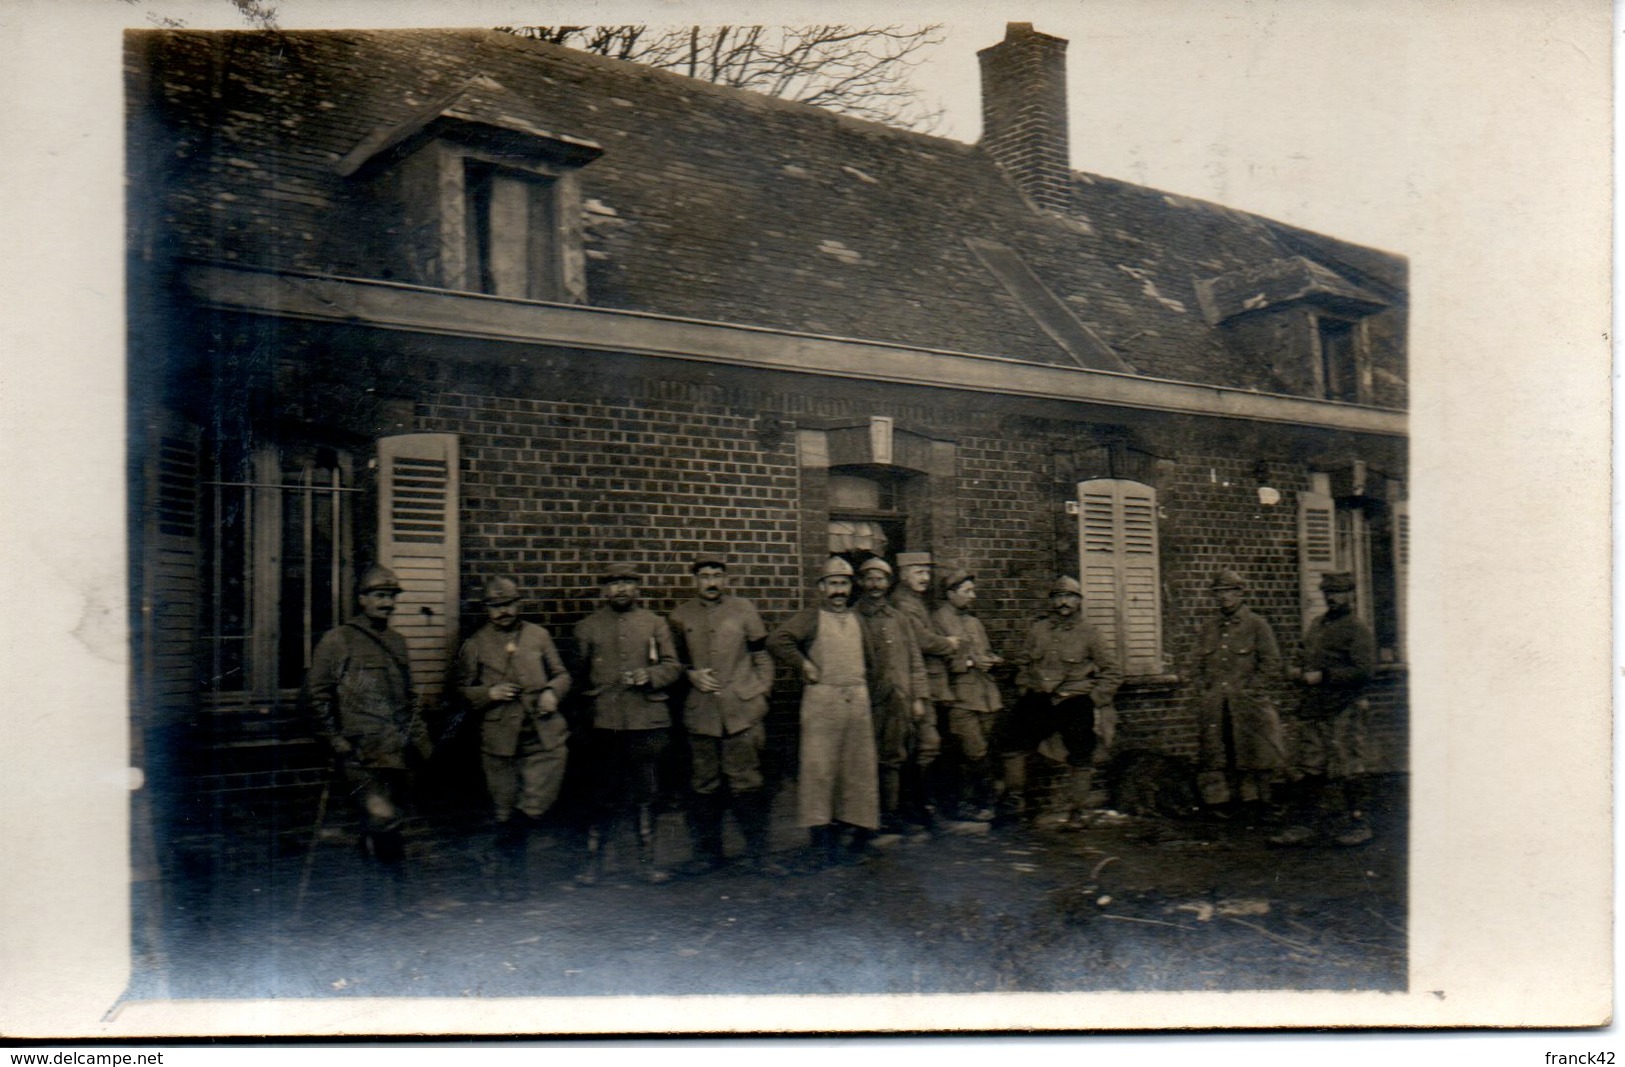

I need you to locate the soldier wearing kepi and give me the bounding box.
[1000,576,1123,827]
[668,557,785,878]
[933,569,1005,822]
[573,563,684,885]
[887,551,955,829]
[767,556,882,870]
[304,564,433,913]
[455,576,572,900]
[1192,568,1285,819]
[1271,571,1379,847]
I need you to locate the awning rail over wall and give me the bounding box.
[183,263,1407,437]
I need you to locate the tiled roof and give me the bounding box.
[129,28,1406,398]
[1194,255,1390,325]
[335,74,604,177]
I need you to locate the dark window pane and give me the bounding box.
[1320,319,1359,402]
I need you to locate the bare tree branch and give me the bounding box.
[503,24,946,132]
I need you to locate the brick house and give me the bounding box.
[126,25,1407,851]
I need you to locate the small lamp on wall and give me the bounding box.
[1253,460,1281,506]
[756,415,785,451]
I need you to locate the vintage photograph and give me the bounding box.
[0,0,1610,1041]
[125,11,1411,1004]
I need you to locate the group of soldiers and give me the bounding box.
[303,552,1378,904]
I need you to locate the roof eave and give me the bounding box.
[180,262,1406,438]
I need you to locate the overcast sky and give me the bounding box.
[922,6,1415,255]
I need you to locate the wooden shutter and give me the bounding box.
[141,411,202,729]
[1078,479,1163,675]
[376,433,460,710]
[1298,486,1338,634]
[1391,497,1409,661]
[136,410,201,885]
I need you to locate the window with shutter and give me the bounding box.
[376,433,460,709]
[1077,478,1164,675]
[1391,498,1409,660]
[1297,483,1338,635]
[141,412,202,725]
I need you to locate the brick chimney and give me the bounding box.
[978,23,1071,214]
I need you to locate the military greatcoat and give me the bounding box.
[1193,604,1285,776]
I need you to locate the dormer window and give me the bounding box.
[464,159,561,299]
[1196,256,1388,404]
[1317,315,1361,403]
[336,75,602,303]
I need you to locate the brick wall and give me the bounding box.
[417,386,804,631]
[398,359,1407,782]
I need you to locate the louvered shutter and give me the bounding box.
[1298,487,1338,634]
[1391,497,1409,660]
[136,411,202,885]
[142,412,202,729]
[1078,479,1163,675]
[376,433,460,709]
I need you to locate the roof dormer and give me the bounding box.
[1195,256,1390,403]
[336,75,603,303]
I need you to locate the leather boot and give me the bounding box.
[995,753,1027,824]
[494,815,529,900]
[878,766,903,832]
[796,824,834,874]
[574,823,606,886]
[737,792,788,877]
[961,754,996,821]
[681,792,727,877]
[904,760,937,833]
[1059,766,1097,831]
[1268,775,1326,847]
[1333,776,1375,847]
[637,804,672,884]
[837,823,872,866]
[362,829,408,915]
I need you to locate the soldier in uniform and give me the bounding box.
[768,557,882,869]
[887,551,956,828]
[856,558,933,838]
[667,557,785,878]
[455,576,572,900]
[1000,576,1123,827]
[573,564,684,884]
[304,564,433,912]
[1191,568,1285,818]
[1271,571,1379,847]
[933,569,1005,822]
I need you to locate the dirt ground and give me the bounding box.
[126,774,1406,1005]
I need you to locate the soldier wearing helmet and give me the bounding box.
[999,575,1123,827]
[455,575,573,900]
[853,556,932,839]
[886,551,956,831]
[933,568,1006,822]
[1192,568,1285,818]
[303,563,433,912]
[767,555,895,869]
